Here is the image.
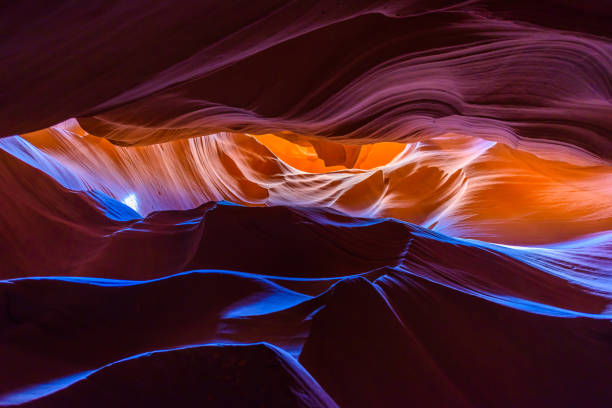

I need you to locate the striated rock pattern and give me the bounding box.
[1,1,611,407]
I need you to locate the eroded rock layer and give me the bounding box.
[1,1,611,407]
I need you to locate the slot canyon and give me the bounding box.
[1,1,611,407]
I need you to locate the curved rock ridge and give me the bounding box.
[2,2,612,406]
[300,274,612,407]
[1,343,337,408]
[2,1,611,160]
[17,121,612,245]
[0,136,610,301]
[0,132,610,406]
[2,270,610,407]
[0,137,610,301]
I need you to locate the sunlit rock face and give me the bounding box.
[1,1,612,407]
[20,120,612,245]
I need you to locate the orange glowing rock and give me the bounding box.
[20,120,612,245]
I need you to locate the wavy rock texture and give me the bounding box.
[1,1,612,407]
[9,344,337,408]
[2,1,612,159]
[19,121,612,245]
